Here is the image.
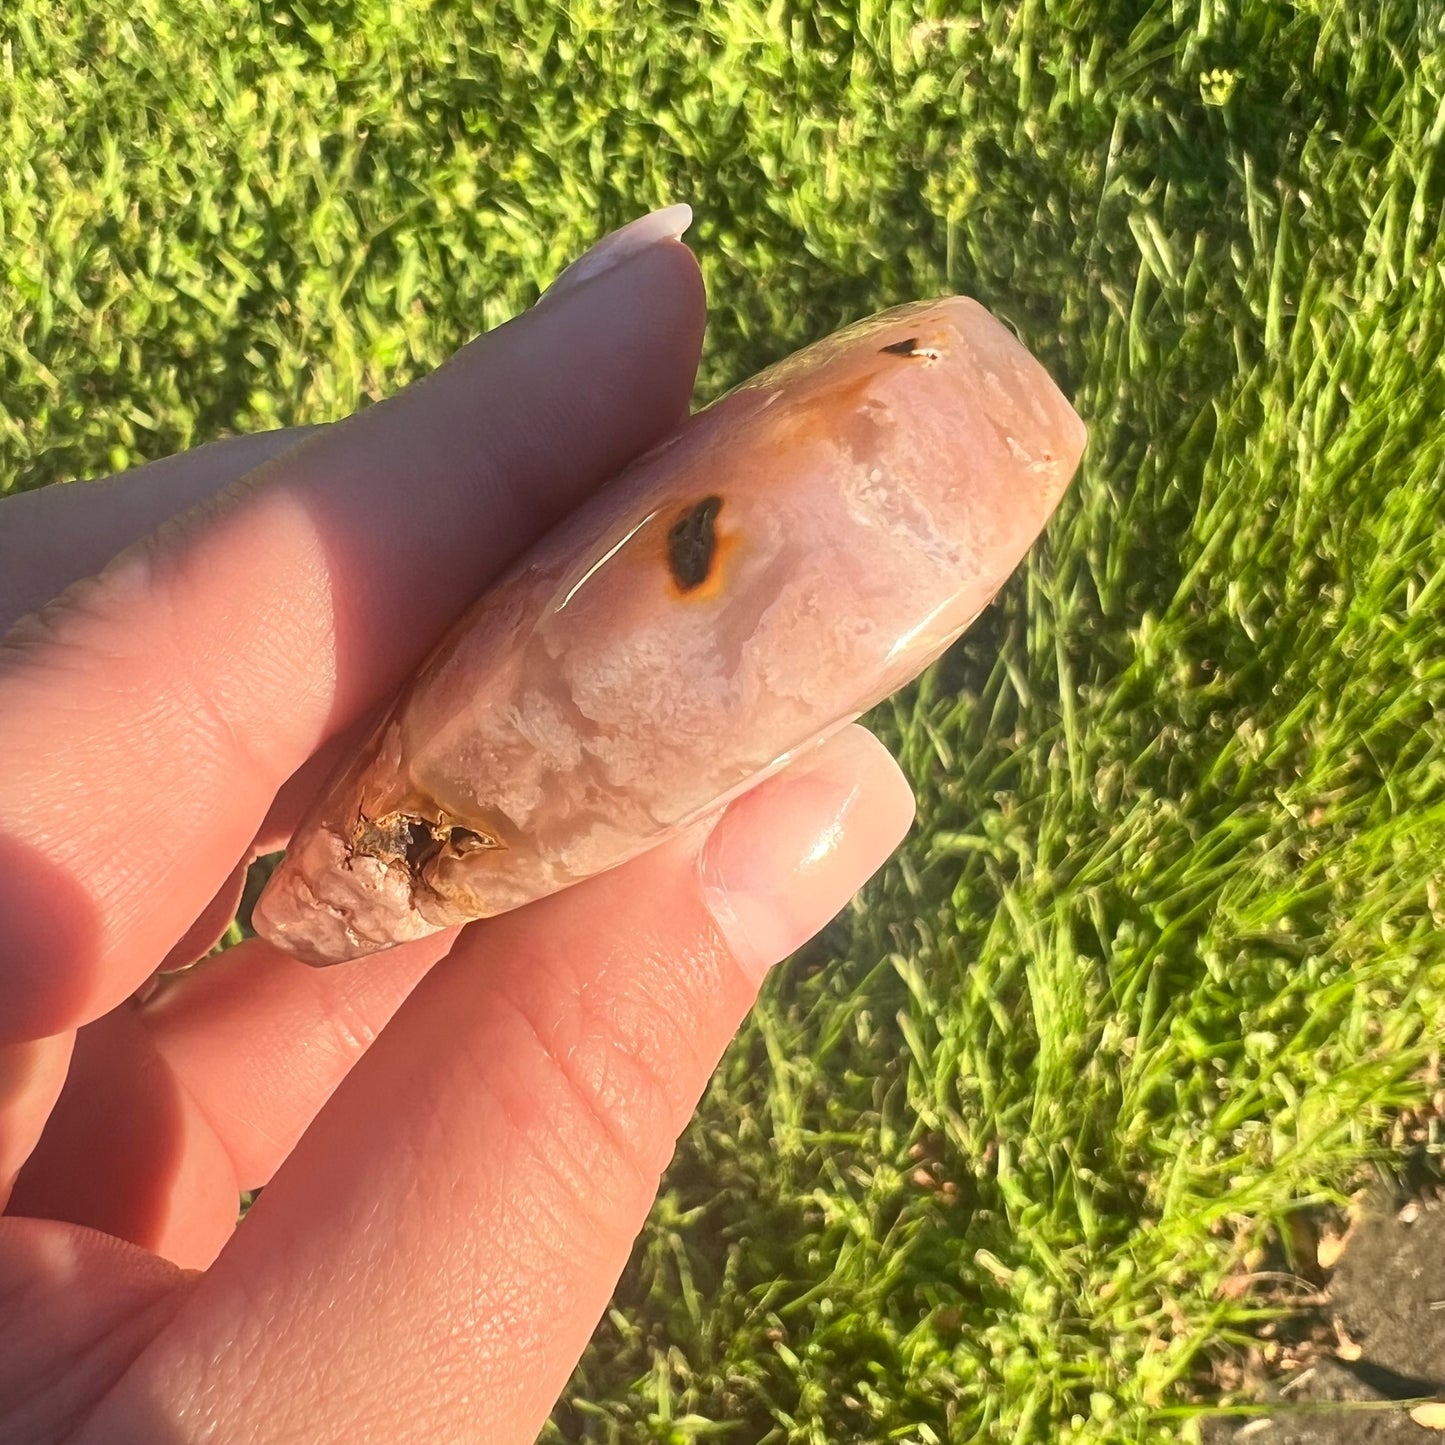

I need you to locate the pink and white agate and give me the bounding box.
[253,297,1088,966]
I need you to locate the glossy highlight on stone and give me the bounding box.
[252,297,1089,966]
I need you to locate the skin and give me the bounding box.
[0,237,916,1443]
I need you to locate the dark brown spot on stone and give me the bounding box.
[668,496,723,592]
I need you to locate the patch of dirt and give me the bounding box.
[1205,1197,1445,1443]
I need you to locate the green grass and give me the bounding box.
[5,1,1445,1440]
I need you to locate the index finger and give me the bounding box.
[0,218,705,1043]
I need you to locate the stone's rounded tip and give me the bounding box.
[252,858,366,968]
[866,295,1087,488]
[251,892,340,969]
[252,829,438,967]
[937,295,1088,490]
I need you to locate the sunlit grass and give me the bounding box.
[4,1,1444,1440]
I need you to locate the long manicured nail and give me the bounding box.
[699,727,916,984]
[542,203,694,304]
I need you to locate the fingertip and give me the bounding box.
[540,203,697,307]
[558,234,707,414]
[699,725,915,984]
[6,1009,240,1271]
[0,835,105,1045]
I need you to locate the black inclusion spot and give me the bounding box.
[668,495,723,592]
[881,336,918,356]
[401,818,440,873]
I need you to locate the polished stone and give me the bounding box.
[253,297,1088,965]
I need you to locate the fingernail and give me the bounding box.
[699,728,916,984]
[542,203,694,304]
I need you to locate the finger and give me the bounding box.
[73,726,914,1445]
[163,702,391,976]
[156,860,248,975]
[0,226,706,1043]
[250,696,391,855]
[0,1034,73,1210]
[5,1008,239,1271]
[0,426,323,636]
[4,430,372,977]
[0,1217,191,1442]
[1,430,321,984]
[141,932,452,1188]
[6,933,450,1266]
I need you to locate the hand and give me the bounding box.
[0,222,914,1442]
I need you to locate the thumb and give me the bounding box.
[73,725,914,1445]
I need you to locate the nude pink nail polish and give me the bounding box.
[542,204,693,304]
[698,728,916,983]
